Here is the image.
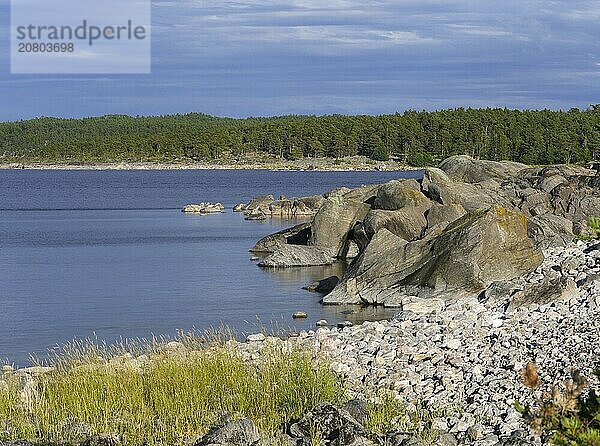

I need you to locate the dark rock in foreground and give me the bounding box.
[195,419,260,446]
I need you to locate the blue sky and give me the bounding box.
[0,0,599,121]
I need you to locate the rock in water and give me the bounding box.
[304,276,340,294]
[258,245,335,267]
[324,207,543,305]
[182,203,225,214]
[250,222,312,254]
[310,197,373,257]
[243,194,274,212]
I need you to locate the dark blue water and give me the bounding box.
[0,169,420,365]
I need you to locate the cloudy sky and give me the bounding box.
[0,0,598,121]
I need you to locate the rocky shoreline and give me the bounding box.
[0,156,413,172]
[234,238,600,445]
[4,239,596,445]
[3,155,600,445]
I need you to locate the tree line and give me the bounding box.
[1,106,599,166]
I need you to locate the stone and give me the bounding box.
[250,222,312,253]
[304,276,340,294]
[243,195,275,212]
[269,200,315,217]
[425,203,467,231]
[342,399,370,427]
[528,214,574,248]
[246,333,266,342]
[310,195,373,257]
[444,338,461,350]
[508,276,579,312]
[244,208,267,221]
[182,203,225,214]
[362,208,428,242]
[324,207,543,305]
[338,321,354,329]
[316,320,329,327]
[195,419,260,446]
[373,179,432,211]
[401,297,444,314]
[289,403,366,445]
[439,155,527,184]
[258,245,335,267]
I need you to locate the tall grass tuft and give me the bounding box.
[0,339,344,445]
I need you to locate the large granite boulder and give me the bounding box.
[361,208,427,242]
[323,207,543,305]
[373,179,431,211]
[268,199,315,217]
[439,155,528,183]
[309,196,373,257]
[425,180,508,213]
[425,203,467,232]
[250,155,600,303]
[527,214,574,248]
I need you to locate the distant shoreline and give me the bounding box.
[0,157,420,172]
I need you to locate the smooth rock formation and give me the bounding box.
[250,222,312,254]
[252,155,600,307]
[237,193,326,220]
[507,276,579,312]
[372,179,430,211]
[361,207,427,242]
[258,245,335,267]
[324,207,543,306]
[439,155,528,183]
[309,197,372,257]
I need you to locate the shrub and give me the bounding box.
[517,363,600,445]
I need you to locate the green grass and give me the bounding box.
[0,338,344,445]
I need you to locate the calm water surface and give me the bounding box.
[0,169,420,365]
